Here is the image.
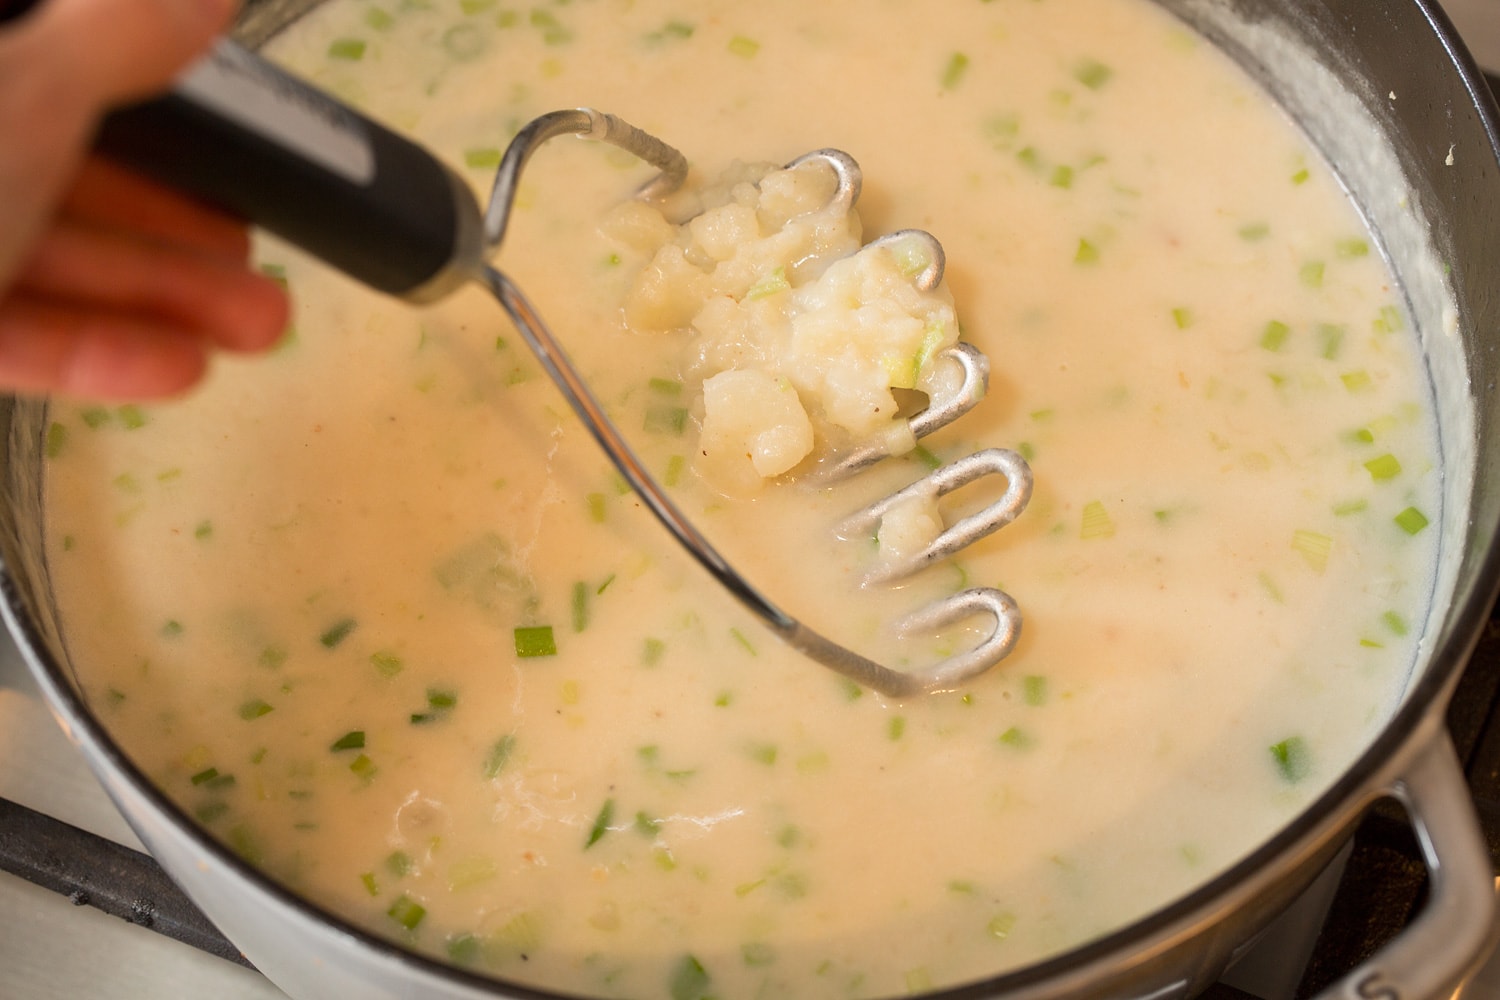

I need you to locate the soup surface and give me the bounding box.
[45,0,1444,996]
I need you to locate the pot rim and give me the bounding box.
[8,0,1500,996]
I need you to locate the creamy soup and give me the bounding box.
[44,1,1443,997]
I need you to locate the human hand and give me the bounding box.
[0,0,289,400]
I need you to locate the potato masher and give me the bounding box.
[97,40,1033,697]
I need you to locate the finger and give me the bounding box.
[0,295,209,400]
[62,157,251,265]
[30,0,237,107]
[14,220,289,353]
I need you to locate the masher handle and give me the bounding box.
[97,39,483,301]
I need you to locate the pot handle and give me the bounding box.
[1315,732,1496,1000]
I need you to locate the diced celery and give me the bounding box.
[1080,500,1115,539]
[585,798,615,848]
[1291,530,1332,573]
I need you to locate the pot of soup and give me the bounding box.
[3,0,1500,997]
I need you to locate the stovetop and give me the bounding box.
[5,3,1500,998]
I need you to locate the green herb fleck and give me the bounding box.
[727,35,759,58]
[1260,320,1291,352]
[331,730,365,751]
[1023,675,1048,707]
[463,147,501,169]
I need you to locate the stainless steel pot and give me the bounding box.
[3,0,1500,997]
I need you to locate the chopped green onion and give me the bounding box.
[644,405,689,435]
[634,811,662,836]
[1049,164,1074,189]
[642,637,665,666]
[330,730,365,751]
[238,698,274,720]
[1299,260,1325,288]
[364,6,393,29]
[1072,58,1112,90]
[463,147,501,169]
[386,850,413,876]
[514,625,556,658]
[586,491,607,523]
[571,581,589,632]
[1259,320,1290,352]
[1022,675,1048,707]
[118,404,148,429]
[80,407,112,429]
[386,894,426,930]
[1237,222,1270,242]
[912,444,943,470]
[360,871,379,896]
[729,627,756,655]
[988,912,1018,940]
[648,377,683,396]
[482,733,517,778]
[747,743,777,766]
[887,716,906,741]
[1170,307,1194,330]
[670,955,712,1000]
[1373,304,1404,333]
[1394,507,1430,535]
[327,37,367,60]
[1317,323,1345,360]
[160,620,184,638]
[1291,167,1311,185]
[998,726,1032,749]
[319,617,357,649]
[1332,499,1369,517]
[370,650,403,677]
[745,266,789,300]
[1269,736,1311,783]
[1074,238,1100,265]
[1364,453,1402,481]
[1382,610,1409,636]
[727,35,759,58]
[44,422,68,459]
[194,520,213,540]
[446,932,480,965]
[1340,370,1374,393]
[1336,237,1370,258]
[585,798,615,848]
[941,52,969,90]
[190,767,221,786]
[349,753,377,779]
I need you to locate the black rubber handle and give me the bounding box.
[95,41,482,299]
